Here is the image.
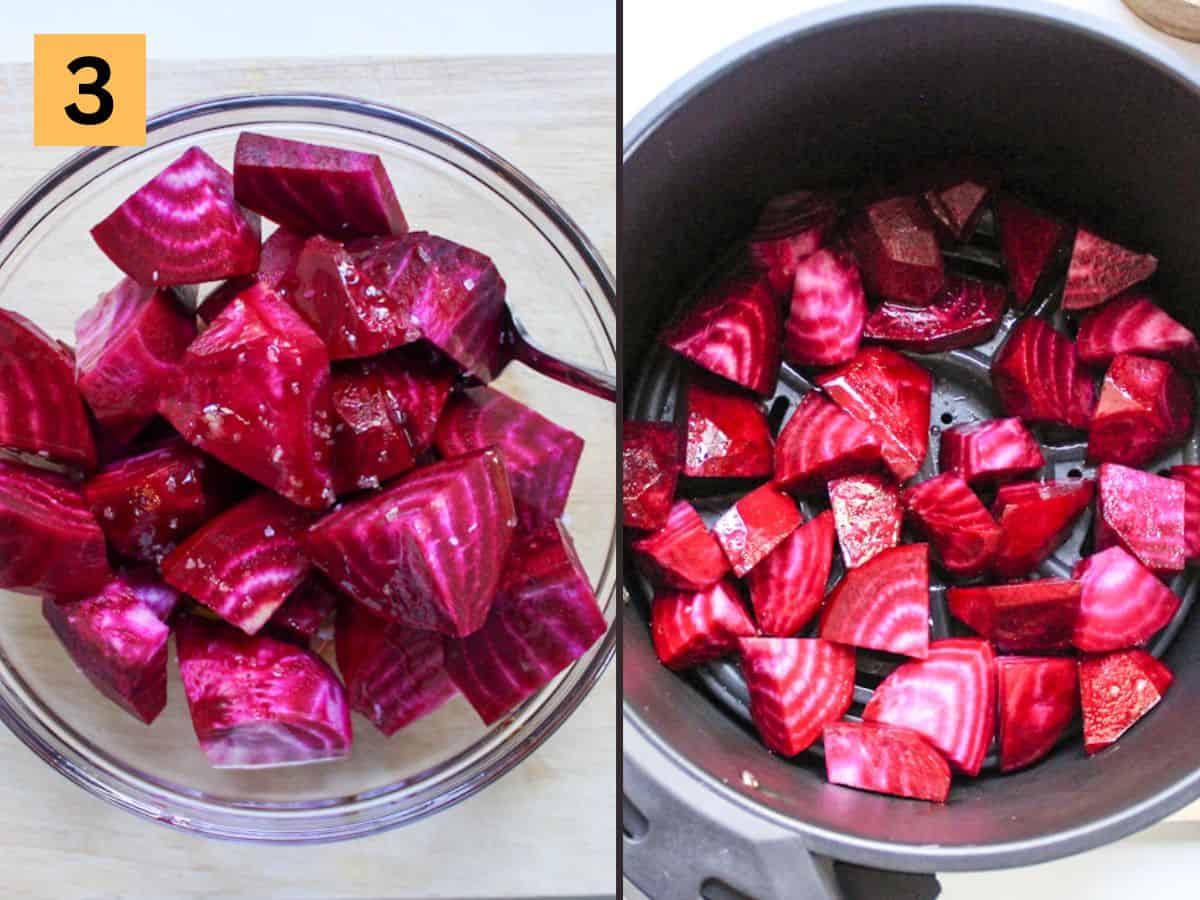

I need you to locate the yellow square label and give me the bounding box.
[34,34,146,146]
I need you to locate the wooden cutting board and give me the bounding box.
[0,54,615,899]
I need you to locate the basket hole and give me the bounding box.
[1159,468,1171,477]
[940,412,953,425]
[1068,468,1082,479]
[622,794,649,842]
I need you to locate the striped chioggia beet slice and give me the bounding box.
[828,473,902,569]
[819,543,930,659]
[996,656,1078,772]
[176,615,352,768]
[1062,227,1157,311]
[773,392,885,494]
[632,500,731,590]
[995,194,1070,308]
[1079,649,1172,755]
[161,492,314,635]
[745,510,835,636]
[992,316,1096,430]
[782,245,866,368]
[1072,546,1181,653]
[91,147,261,286]
[991,479,1094,578]
[622,421,680,531]
[1077,292,1200,374]
[864,274,1006,353]
[444,522,607,725]
[1095,463,1185,575]
[748,190,839,295]
[938,417,1044,487]
[197,228,306,329]
[824,721,951,802]
[947,579,1081,651]
[268,575,339,643]
[902,473,1002,578]
[306,448,516,636]
[650,578,755,670]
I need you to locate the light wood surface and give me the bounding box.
[1123,0,1200,40]
[0,54,616,898]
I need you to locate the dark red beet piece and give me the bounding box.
[82,437,241,563]
[1073,546,1181,653]
[997,656,1078,772]
[622,421,681,531]
[436,385,584,530]
[712,483,801,577]
[117,565,182,623]
[661,268,782,395]
[650,579,755,670]
[0,460,108,598]
[816,346,932,481]
[1077,292,1200,374]
[1170,464,1200,562]
[782,246,866,368]
[947,579,1081,651]
[824,721,950,802]
[939,417,1044,487]
[269,576,339,642]
[991,479,1094,578]
[847,196,945,305]
[444,522,607,724]
[738,637,855,755]
[828,473,901,568]
[74,278,197,445]
[43,581,169,724]
[678,377,773,480]
[1095,463,1185,576]
[747,190,838,295]
[1087,354,1193,467]
[330,345,456,495]
[902,473,1002,578]
[91,147,261,287]
[863,274,1005,353]
[1079,649,1172,755]
[992,316,1096,430]
[234,132,406,240]
[197,229,306,329]
[921,165,994,241]
[745,510,834,636]
[0,309,96,471]
[307,448,516,636]
[176,615,352,768]
[162,492,314,635]
[995,195,1070,308]
[773,392,885,494]
[863,637,995,776]
[157,282,335,510]
[1062,228,1158,311]
[336,600,456,735]
[819,543,930,659]
[632,500,731,590]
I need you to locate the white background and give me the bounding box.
[0,0,616,60]
[623,1,1200,898]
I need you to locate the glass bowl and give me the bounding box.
[0,94,616,842]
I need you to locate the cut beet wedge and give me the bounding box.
[650,579,755,670]
[938,418,1044,488]
[863,275,1005,354]
[0,460,108,598]
[1077,293,1200,374]
[995,195,1070,309]
[269,576,338,643]
[234,132,407,239]
[828,474,902,568]
[83,437,242,564]
[0,308,96,471]
[1087,354,1193,467]
[745,510,835,637]
[436,386,584,530]
[738,637,855,756]
[991,479,1094,578]
[331,344,457,495]
[678,377,773,480]
[1072,546,1181,653]
[307,448,516,636]
[632,500,731,590]
[92,147,261,286]
[43,581,169,724]
[748,190,839,296]
[117,566,182,623]
[847,196,945,305]
[815,346,932,481]
[819,543,930,659]
[444,522,607,725]
[863,637,996,776]
[661,268,782,396]
[903,473,1002,578]
[947,579,1081,651]
[336,600,456,735]
[996,656,1078,772]
[782,246,866,368]
[176,616,352,768]
[197,229,306,329]
[713,484,802,577]
[823,721,951,803]
[158,282,335,510]
[161,492,314,634]
[921,165,994,242]
[623,421,681,531]
[773,392,885,494]
[1095,463,1185,576]
[1079,649,1172,755]
[992,316,1096,431]
[1170,465,1200,562]
[75,278,197,445]
[1062,228,1158,311]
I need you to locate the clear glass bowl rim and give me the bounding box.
[0,92,616,843]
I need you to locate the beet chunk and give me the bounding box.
[622,421,680,531]
[847,196,945,305]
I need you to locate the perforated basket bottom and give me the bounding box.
[627,209,1200,773]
